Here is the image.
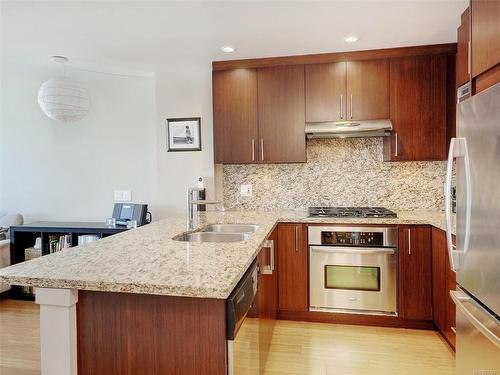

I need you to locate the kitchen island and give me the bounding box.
[0,209,455,375]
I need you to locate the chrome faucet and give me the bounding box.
[186,187,224,230]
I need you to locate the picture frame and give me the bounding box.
[166,117,202,152]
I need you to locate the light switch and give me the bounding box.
[114,190,132,202]
[240,184,252,197]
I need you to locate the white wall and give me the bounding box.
[0,58,216,222]
[0,68,158,222]
[153,63,214,218]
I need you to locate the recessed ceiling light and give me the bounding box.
[344,35,359,43]
[221,46,235,53]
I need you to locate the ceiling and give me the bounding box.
[1,0,468,75]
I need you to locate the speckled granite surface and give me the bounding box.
[223,138,447,211]
[0,209,454,299]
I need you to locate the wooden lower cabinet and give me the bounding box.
[77,291,227,375]
[256,228,279,371]
[273,223,456,349]
[431,227,456,349]
[277,223,308,312]
[398,225,433,321]
[257,228,278,319]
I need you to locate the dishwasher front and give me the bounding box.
[227,260,260,375]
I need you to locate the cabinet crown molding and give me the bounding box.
[213,43,457,71]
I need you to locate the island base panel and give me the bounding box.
[77,291,227,375]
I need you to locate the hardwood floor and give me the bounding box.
[0,298,40,375]
[235,318,455,375]
[0,298,455,375]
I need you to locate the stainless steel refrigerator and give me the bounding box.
[446,83,500,374]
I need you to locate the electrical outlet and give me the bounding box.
[240,184,252,197]
[114,190,132,202]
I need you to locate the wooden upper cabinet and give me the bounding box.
[277,224,308,312]
[305,59,389,123]
[305,62,347,123]
[456,7,470,88]
[399,225,433,321]
[213,69,258,163]
[471,0,500,78]
[384,55,448,161]
[257,65,306,163]
[346,60,390,121]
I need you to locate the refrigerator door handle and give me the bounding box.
[450,290,500,349]
[446,137,471,271]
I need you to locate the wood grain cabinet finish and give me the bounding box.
[432,228,446,332]
[385,55,448,161]
[456,7,470,88]
[305,59,389,123]
[471,0,500,79]
[346,59,390,121]
[398,225,433,321]
[431,227,456,349]
[257,228,278,320]
[257,65,306,163]
[256,228,278,370]
[277,223,308,312]
[213,69,258,163]
[305,62,347,123]
[77,291,227,375]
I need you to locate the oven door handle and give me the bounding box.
[310,246,395,255]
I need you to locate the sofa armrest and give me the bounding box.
[0,239,11,268]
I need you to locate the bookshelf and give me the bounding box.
[8,221,128,300]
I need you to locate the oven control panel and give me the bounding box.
[321,231,384,246]
[309,226,398,248]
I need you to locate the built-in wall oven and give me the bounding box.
[309,226,398,316]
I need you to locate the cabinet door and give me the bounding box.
[305,62,347,123]
[257,228,278,371]
[213,69,258,163]
[456,7,470,88]
[385,55,447,161]
[258,228,278,319]
[257,65,306,163]
[471,0,500,78]
[277,224,308,312]
[444,240,456,349]
[399,226,432,320]
[346,59,390,121]
[432,227,447,333]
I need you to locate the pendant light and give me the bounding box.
[37,56,90,123]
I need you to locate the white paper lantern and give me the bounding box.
[38,76,90,123]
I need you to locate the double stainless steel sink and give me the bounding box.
[173,224,259,243]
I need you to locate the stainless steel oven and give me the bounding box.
[309,226,398,316]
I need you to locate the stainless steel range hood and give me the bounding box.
[305,119,392,139]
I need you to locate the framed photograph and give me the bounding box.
[166,117,202,152]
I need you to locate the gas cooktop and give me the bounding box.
[308,207,398,218]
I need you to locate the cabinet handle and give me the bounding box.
[350,94,353,119]
[408,228,412,255]
[260,139,264,161]
[340,95,343,119]
[260,239,274,275]
[467,40,471,76]
[251,139,255,161]
[395,133,399,157]
[295,226,299,252]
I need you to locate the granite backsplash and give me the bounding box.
[221,138,447,211]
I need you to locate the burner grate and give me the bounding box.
[308,206,397,218]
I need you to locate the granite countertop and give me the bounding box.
[0,209,455,299]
